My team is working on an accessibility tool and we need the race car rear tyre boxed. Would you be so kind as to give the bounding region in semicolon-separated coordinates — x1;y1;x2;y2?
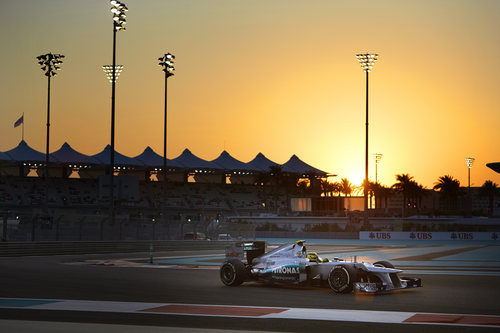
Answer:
220;259;247;286
373;260;395;269
328;264;357;294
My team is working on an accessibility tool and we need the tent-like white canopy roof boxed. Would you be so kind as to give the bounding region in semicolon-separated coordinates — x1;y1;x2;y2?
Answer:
172;148;222;170
50;142;100;164
4;140;53;162
247;153;280;172
281;154;327;176
91;145;143;166
212;151;254;171
0;141;329;175
134;147;184;168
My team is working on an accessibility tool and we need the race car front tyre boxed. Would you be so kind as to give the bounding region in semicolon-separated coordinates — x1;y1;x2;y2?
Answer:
373;260;395;269
328;264;357;293
220;259;247;286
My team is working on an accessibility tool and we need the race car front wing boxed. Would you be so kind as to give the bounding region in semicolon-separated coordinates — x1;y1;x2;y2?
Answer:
354;277;422;293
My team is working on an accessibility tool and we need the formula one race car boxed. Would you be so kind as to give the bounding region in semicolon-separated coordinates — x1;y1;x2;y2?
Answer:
220;240;421;293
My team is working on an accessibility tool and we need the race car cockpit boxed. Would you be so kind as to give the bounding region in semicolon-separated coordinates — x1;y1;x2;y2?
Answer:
293;240;307;258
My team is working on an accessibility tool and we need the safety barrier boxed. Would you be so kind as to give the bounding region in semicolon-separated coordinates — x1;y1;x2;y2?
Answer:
0;240;233;257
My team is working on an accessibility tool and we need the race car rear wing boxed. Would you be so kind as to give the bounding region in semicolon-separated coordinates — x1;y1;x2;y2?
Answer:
225;241;266;264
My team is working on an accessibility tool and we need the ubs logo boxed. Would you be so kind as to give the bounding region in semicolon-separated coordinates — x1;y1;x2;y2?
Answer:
371;232;391;239
451;232;473;240
410;232;432;240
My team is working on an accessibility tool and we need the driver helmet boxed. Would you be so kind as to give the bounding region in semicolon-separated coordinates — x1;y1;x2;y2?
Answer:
294;240;307;257
307;252;319;262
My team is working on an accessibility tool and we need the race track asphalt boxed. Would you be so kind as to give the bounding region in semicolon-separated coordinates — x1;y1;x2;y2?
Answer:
0;248;499;332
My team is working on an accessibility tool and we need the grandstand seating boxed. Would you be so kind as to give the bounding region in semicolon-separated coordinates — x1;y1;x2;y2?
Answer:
0;176;286;217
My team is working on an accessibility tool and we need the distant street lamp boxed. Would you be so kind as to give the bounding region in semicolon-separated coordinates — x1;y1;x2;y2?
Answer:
158;53;175;238
372;153;383;210
356;53;378;224
37;52;64;212
107;0;127;225
374;153;383;184
466;157;475;190
465;157;475;218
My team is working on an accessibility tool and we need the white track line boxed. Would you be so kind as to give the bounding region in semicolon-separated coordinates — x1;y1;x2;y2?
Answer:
1;298;500;328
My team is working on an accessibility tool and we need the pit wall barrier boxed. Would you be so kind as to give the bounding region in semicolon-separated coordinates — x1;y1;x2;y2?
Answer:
359;231;500;241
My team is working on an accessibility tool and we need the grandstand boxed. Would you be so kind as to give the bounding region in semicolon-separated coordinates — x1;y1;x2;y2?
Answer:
0;141;331;241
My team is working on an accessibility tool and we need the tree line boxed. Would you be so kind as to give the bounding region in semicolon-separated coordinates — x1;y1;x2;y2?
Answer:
320;174;499;217
252;166;498;217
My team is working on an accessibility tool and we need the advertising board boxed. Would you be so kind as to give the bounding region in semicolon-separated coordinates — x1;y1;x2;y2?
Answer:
359;231;500;241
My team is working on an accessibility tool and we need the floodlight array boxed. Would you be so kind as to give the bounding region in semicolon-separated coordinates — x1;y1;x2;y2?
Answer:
110;0;127;31
102;65;124;83
158;53;175;76
356;53;378;72
37;53;64;77
466;157;475;168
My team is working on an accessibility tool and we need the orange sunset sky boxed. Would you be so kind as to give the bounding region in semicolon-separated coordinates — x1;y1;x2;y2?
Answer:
0;0;499;188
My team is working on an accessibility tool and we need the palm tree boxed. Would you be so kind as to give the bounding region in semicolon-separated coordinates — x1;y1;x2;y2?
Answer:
320;179;344;214
332;182;342;197
353;182;365;196
339;178;354;197
479;180;499;217
332;181;344;215
369;182;383;209
433;175;461;212
320;180;335;197
296;179;310;195
357;180;375;209
392;174;414;217
407;181;427;213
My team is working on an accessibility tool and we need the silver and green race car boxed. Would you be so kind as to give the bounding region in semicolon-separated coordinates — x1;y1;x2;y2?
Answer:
220;240;422;293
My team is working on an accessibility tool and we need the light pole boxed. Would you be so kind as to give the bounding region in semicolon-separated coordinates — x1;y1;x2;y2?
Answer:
466;157;475;190
356;53;378;224
374;153;383;184
372;153;383;210
37;52;64;213
465;157;475;217
108;0;127;225
158;53;175;238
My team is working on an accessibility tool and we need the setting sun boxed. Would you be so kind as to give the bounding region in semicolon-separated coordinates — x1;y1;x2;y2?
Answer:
348;173;364;187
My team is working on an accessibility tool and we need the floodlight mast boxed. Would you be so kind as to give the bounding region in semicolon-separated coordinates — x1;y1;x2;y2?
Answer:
466;157;475;190
108;0;127;229
465;157;475;218
37;52;64;220
356;53;378;224
158;53;175;238
102;65;124;83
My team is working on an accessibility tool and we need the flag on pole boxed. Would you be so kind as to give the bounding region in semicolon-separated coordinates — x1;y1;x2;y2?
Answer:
14;115;24;128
